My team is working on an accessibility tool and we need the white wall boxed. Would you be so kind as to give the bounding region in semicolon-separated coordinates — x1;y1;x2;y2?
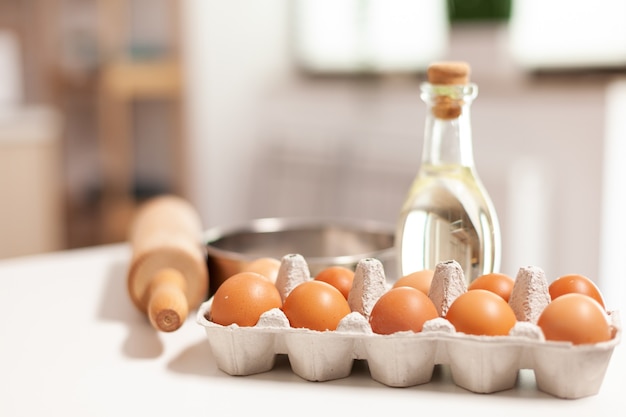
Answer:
180;0;292;229
600;79;626;309
180;6;615;291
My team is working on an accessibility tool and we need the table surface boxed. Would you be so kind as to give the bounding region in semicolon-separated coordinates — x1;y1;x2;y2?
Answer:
1;244;624;416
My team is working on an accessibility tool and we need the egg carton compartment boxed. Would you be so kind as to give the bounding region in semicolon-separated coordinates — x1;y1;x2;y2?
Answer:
196;256;621;399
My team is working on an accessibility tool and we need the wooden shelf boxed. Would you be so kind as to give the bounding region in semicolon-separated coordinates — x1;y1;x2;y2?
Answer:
99;60;182;99
97;59;185;243
1;0;186;248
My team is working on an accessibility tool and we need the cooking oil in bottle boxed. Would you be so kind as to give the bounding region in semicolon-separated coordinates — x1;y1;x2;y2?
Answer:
395;62;501;284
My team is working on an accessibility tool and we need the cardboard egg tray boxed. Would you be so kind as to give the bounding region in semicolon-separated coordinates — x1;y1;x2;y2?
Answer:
196;255;621;399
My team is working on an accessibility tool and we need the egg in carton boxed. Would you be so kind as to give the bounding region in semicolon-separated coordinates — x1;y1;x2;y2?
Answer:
196;255;621;399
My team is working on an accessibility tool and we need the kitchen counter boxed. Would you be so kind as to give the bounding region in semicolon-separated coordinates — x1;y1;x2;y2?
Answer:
1;244;624;416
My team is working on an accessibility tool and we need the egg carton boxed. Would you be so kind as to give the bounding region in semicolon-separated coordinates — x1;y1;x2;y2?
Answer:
196;255;621;399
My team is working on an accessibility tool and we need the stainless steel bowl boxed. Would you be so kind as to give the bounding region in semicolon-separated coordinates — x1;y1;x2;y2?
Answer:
204;217;396;294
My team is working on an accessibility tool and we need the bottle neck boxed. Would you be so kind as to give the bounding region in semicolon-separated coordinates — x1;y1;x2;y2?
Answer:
420;83;477;168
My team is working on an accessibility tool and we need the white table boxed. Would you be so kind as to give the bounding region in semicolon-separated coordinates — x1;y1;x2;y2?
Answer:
1;244;624;416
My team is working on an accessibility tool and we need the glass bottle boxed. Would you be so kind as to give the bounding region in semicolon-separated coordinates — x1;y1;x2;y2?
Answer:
394;61;501;284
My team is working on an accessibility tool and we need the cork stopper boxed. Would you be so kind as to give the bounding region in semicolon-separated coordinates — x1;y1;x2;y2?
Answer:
427;61;470;85
427;61;471;119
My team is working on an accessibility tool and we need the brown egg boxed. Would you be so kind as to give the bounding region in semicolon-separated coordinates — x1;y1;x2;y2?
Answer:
392;269;434;295
445;289;517;336
282;280;351;331
468;272;515;302
369;286;439;335
243;257;281;283
314;266;355;299
549;274;605;309
210;272;282;327
538;293;611;345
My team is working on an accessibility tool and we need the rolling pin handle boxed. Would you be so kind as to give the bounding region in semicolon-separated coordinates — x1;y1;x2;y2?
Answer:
147;269;189;332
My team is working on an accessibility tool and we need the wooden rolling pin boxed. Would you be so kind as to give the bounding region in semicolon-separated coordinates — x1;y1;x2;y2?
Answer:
127;195;209;332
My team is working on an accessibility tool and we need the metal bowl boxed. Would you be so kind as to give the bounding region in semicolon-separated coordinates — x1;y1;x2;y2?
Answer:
204;217;396;294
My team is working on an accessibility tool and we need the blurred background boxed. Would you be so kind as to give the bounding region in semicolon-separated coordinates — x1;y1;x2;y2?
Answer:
0;0;624;304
